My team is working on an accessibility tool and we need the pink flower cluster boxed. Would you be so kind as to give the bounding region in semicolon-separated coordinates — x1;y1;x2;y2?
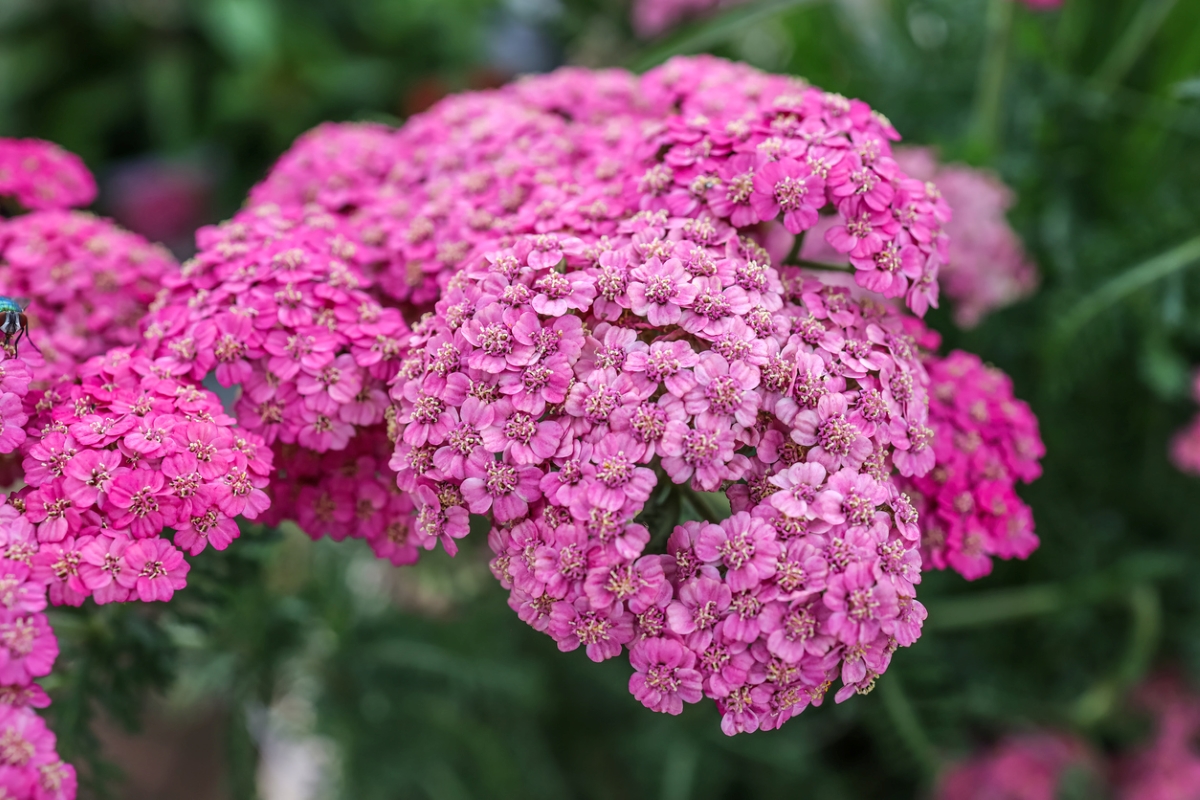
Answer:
1169;370;1200;476
935;732;1095;800
139;205;409;548
893;148;1038;328
0;210;176;384
391;219;935;733
630;0;751;38
0;518;74;800
902;349;1043;580
7;348;271;604
0;342;276;800
0;139;96;213
1115;675;1200;800
251;57;947;321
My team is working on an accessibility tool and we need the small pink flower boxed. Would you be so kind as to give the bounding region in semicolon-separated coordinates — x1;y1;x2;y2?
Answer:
116;538;189;602
751;158;825;234
627;257;699;326
628;637;703;714
695;512;780;592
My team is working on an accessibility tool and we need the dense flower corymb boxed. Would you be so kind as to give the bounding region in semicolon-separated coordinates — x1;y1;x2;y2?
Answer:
394;234;934;734
901;348;1044;580
0;138;96;213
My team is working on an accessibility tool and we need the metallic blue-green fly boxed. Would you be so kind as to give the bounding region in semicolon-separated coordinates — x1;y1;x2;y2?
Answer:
0;296;38;355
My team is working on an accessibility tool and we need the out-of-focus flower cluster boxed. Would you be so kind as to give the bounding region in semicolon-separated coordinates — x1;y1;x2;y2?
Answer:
936;676;1200;800
893;149;1037;328
0;211;175;384
902;349;1043;580
630;0;751;38
1170;370;1200;476
0;504;74;800
935;732;1096;800
1111;674;1200;800
0;139;95;213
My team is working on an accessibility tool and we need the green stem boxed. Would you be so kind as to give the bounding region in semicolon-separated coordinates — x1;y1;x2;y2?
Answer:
790;258;854;273
676;482;723;524
1052;234;1200;349
1071;585;1161;726
969;0;1014;154
924;583;1066;631
878;673;938;778
785;230;807;265
1092;0;1179;90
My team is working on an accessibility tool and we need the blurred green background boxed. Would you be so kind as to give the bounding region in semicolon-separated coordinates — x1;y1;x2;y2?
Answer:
5;0;1200;797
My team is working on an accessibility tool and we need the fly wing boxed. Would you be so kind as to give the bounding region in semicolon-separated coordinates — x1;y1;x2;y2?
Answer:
15;298;30;311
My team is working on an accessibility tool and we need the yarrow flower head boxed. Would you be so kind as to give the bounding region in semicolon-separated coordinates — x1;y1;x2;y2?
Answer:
138;205;408;548
0;138;96;213
1114;674;1200;800
630;0;752;38
0;210;176;383
386;54;945;734
900;347;1044;580
6;348;272;598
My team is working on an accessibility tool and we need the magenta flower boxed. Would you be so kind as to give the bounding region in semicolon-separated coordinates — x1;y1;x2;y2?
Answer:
460;453;543;522
585;554;668;614
825;207;897;259
760;598;833;662
481;400;564;465
624;340;700;397
549;597;635;662
751;158;825;234
582;434;655;513
531;270;596;316
823;562;898;645
684;352;761;428
23;484;82;544
104;470;176;539
0;394;27;454
116;538;189;602
0;614;58;685
666;575;731;644
660;422;738;491
627;257;699;326
461;306;539;372
766;462;830;519
791;393;873;472
695;512;780;592
628;637;703;714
